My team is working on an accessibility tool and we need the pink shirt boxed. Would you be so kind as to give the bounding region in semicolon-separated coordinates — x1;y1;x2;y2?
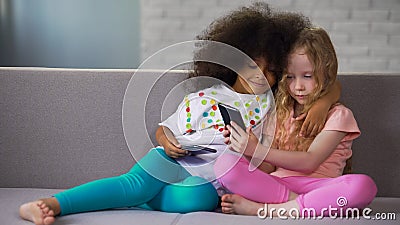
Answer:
271;104;360;178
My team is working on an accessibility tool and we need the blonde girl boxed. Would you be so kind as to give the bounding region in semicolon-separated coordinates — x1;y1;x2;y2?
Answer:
214;27;377;217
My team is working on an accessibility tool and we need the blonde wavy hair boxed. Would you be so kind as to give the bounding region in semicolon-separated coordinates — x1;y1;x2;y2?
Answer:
273;27;338;152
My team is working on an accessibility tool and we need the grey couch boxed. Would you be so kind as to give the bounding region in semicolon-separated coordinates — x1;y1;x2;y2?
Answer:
1;67;399;224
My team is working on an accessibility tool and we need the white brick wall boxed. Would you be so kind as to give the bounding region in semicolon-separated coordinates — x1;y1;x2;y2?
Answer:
140;0;400;72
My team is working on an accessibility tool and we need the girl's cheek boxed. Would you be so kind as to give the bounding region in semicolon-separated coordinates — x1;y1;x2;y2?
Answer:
287;80;294;91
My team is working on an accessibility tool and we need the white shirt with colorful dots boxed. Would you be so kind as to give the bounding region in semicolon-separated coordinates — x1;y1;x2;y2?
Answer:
159;84;274;189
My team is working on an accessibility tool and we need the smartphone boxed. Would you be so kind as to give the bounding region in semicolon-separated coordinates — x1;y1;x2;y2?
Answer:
181;145;217;155
218;103;246;131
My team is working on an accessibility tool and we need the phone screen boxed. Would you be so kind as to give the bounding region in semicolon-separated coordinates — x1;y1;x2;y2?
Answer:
218;103;246;130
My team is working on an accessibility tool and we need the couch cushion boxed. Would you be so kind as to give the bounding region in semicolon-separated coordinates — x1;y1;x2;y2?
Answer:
2;188;399;225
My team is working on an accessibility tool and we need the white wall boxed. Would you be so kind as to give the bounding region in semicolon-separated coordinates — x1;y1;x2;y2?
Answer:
140;0;400;72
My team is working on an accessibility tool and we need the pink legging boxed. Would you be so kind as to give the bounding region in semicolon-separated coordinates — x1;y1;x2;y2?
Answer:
214;154;377;216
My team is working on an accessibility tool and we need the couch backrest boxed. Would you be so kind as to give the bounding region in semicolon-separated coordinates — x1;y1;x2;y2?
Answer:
0;68;399;197
337;74;400;197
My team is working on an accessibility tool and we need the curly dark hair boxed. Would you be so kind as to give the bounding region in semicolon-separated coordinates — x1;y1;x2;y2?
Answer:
190;2;311;93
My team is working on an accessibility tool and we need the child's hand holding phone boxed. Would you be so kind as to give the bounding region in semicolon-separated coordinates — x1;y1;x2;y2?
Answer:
218;103;247;145
218;103;259;156
218;103;246;130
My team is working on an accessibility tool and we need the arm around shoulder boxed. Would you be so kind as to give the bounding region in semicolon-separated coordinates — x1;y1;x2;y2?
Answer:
300;79;341;137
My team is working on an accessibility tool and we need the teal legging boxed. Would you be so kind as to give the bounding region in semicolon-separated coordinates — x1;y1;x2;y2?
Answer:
54;148;219;215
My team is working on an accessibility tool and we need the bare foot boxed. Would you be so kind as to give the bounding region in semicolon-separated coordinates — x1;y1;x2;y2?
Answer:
220;194;263;216
19;201;56;225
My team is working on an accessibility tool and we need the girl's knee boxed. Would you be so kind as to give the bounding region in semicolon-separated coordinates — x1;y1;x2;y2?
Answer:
181;178;219;212
342;174;377;205
214;154;250;190
155;177;219;213
345;174;377;192
129;147;186;184
356;174;377;197
214;153;243;178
